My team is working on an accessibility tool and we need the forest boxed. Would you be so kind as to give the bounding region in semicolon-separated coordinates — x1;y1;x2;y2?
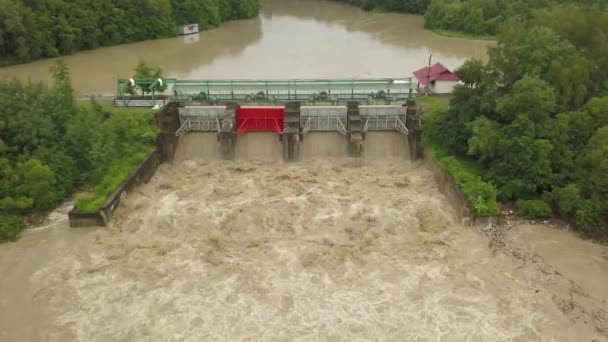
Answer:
0;62;157;241
424;4;608;237
333;0;607;37
424;0;608;36
331;0;431;14
0;0;260;64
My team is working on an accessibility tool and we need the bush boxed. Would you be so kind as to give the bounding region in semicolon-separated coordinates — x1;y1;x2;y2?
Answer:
72;102;157;214
544;184;581;217
436;154;500;217
73;150;153;214
516;199;552;219
422;99;499;218
574;200;603;236
331;0;430;14
0;215;25;242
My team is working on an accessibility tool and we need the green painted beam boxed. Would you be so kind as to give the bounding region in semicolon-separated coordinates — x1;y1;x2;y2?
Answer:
117;77;415;102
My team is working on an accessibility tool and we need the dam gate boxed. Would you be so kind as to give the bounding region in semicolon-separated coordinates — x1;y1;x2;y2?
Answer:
118;77;424;161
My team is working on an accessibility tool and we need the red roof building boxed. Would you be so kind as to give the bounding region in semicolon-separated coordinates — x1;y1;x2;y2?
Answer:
413;63;459;94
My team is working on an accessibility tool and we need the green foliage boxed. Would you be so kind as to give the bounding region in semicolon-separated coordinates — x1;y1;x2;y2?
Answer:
73;107;157;214
429;28;495;40
0;0;260;63
73;150;153;214
331;0;431;14
456;59;485;87
0;215;25;242
534;5;608;96
437;154;500;217
15;159;55;210
515;200;552;219
544;184;581;218
128;60;168;95
0;62;157;241
424;0;608;37
171;0;259;28
427;3;608;237
489;24;575;89
422;98;499;217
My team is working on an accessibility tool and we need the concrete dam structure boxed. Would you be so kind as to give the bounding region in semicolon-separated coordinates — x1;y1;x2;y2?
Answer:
139;77;424;163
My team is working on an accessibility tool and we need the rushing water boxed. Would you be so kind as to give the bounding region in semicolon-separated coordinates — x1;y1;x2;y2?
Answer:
2;1;608;341
0;0;490;95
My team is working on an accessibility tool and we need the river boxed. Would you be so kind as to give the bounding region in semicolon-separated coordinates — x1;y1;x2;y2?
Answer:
2;1;608;341
0;0;490;95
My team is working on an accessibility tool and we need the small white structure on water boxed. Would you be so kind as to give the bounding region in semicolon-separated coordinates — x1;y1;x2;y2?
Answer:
176;23;199;35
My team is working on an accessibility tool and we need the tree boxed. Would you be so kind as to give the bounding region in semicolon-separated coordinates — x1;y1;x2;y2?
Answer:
130;60;168;96
467;116;499;163
424;1;608;236
1;0;261;64
488;22;575;88
577;126;608;194
463;7;485;35
456;58;485;88
15;159;55;210
545;54;590;110
495;75;556;124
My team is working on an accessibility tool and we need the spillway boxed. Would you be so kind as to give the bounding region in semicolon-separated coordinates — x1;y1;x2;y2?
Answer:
19;131;605;341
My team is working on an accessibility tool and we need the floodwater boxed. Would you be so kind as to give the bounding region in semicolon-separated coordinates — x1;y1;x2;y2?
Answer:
1;133;607;341
0;0;490;95
0;0;607;340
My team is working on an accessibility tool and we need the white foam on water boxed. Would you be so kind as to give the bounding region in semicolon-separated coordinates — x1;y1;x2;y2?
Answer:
23;133;607;341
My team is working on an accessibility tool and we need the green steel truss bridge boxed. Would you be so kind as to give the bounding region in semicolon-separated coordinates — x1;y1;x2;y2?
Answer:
115;77;415;105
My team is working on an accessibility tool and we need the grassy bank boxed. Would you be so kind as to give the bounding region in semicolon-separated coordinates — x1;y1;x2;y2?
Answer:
430;29;495;41
0;98;156;242
72;105;157;214
419;96;500;217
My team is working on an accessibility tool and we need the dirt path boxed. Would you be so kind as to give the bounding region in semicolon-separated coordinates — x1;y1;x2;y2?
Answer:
1;133;607;341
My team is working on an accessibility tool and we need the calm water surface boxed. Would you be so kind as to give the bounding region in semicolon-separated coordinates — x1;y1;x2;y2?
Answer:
0;0;491;95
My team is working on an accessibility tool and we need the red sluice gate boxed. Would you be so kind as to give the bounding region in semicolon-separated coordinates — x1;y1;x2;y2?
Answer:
236;107;284;135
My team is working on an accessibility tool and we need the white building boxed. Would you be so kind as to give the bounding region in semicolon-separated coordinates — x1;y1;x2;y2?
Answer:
413;63;460;94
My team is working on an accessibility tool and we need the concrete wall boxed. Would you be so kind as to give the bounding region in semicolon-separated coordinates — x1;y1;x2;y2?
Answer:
156;104;181;162
68;212;105;227
68;151;160;227
422;148;498;226
434;81;459;94
69;105;181;228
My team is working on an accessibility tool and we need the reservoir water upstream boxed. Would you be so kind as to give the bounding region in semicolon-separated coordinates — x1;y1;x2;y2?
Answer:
1;1;608;341
0;0;489;95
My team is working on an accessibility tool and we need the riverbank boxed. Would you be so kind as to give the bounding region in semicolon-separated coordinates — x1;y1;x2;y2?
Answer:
0;0;491;96
0;77;157;242
327;0;495;41
0;0;260;67
419;96;500;224
430;28;495;41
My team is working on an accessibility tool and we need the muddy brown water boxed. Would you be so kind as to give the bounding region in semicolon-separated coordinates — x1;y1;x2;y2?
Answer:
0;0;607;339
1;133;607;341
0;0;490;95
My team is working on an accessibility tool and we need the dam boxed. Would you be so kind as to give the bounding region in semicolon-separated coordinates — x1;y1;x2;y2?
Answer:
1;87;606;341
119;76;423;162
2;0;606;339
